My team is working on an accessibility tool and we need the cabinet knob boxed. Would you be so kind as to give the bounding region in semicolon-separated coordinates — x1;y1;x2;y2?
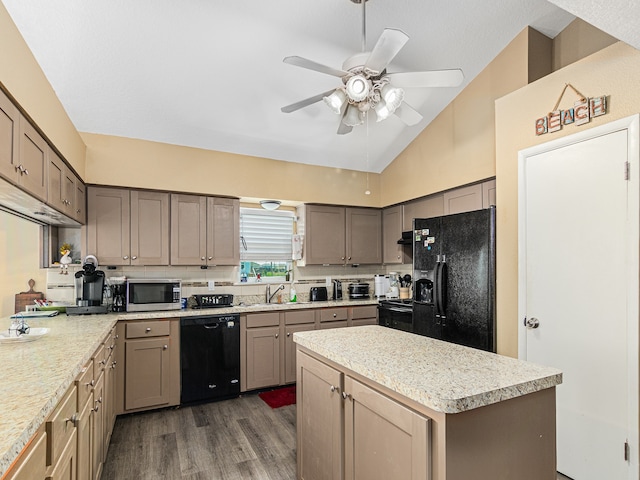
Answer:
287;332;291;337
341;257;345;261
342;391;352;400
22;167;28;175
163;344;168;350
64;413;78;427
348;256;351;261
76;209;81;214
123;255;129;260
115;334;119;339
208;256;213;260
85;379;95;387
131;255;137;260
333;313;337;318
275;333;279;339
146;327;151;332
397;255;401;260
111;361;117;369
201;256;206;261
330;385;339;393
93;401;100;412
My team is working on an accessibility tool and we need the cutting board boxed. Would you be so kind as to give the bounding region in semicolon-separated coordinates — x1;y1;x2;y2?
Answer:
14;279;44;314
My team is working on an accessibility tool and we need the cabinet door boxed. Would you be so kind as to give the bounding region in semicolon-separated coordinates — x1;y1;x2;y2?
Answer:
297;352;343;480
403;195;444;230
349;305;378;327
91;373;104;480
62;169;75;216
305;205;346;265
73;178;86;224
124;337;171;410
170;194;207;265
47;150;66;212
344;376;431;480
207;197;239;265
284;323;315;384
4;432;47;480
76;395;92;480
130;190;169;265
46;429;77;480
87;187;130;265
18;116;48;201
346;208;381;264
382;205;409;265
443;183;483;214
246;326;280;390
0;88;20;183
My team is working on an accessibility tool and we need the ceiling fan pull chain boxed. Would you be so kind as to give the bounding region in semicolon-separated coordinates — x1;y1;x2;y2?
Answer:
361;0;367;52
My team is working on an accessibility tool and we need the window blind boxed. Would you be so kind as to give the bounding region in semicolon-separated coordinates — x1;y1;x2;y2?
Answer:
240;208;294;261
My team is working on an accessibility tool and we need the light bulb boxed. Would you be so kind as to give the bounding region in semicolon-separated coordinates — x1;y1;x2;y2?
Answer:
346;75;371;102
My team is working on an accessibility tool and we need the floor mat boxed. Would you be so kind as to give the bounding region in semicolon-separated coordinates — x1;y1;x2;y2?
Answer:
258;385;296;408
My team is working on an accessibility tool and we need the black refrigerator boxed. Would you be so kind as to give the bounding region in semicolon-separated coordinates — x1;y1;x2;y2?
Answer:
412;206;496;352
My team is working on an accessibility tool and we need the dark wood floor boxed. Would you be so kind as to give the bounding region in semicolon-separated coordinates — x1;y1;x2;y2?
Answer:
103;393;570;480
102;394;296;480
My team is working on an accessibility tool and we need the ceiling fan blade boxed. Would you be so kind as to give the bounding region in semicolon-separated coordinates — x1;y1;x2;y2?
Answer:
393;102;423;126
281;89;336;114
337;109;353;135
283;56;349;78
386;69;464;88
364;28;410;74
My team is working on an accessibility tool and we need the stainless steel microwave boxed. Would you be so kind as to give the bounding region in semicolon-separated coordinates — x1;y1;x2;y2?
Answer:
126;279;181;312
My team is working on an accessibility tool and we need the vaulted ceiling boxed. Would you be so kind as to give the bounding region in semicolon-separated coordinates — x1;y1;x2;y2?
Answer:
2;1;631;174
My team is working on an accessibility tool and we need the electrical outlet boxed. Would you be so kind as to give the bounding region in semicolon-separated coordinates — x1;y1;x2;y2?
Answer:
208;281;215;291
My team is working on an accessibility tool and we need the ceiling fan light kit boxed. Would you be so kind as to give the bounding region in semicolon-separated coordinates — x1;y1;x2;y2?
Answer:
281;0;464;135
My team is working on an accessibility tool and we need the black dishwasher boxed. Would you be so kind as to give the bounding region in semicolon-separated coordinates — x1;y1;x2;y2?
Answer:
180;314;240;404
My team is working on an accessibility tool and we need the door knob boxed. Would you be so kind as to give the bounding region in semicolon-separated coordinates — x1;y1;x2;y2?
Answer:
525;317;540;329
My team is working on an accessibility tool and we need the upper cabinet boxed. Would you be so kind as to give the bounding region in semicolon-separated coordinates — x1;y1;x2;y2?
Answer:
382;205;410;265
47;150;85;222
0;88;20;183
402;195;444;231
442;180;496;215
17;117;48;202
87;187;170;266
300;205;381;265
170;194;239;266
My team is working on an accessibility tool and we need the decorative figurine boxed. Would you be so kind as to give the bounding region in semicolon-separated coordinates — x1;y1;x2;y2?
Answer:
59;243;72;275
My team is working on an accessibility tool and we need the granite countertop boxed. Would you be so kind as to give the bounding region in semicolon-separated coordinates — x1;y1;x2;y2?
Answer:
0;298;378;476
294;325;562;414
0;314;118;477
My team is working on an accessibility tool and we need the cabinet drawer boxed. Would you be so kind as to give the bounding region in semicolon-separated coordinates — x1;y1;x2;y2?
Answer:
76;360;94;408
4;432;47;480
93;342;107;379
351;305;377;320
126;321;171;338
320;308;348;322
246;312;280;328
284;309;315;325
45;385;77;467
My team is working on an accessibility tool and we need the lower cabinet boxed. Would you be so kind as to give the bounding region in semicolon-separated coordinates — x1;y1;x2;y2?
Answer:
4;432;47;480
297;351;431;480
46;430;77;480
115;319;180;414
242;305;378;392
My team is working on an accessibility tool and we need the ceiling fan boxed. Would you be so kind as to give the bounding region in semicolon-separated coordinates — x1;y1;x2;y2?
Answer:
280;0;464;135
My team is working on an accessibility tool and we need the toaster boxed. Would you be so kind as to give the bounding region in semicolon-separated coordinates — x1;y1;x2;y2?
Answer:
309;286;328;302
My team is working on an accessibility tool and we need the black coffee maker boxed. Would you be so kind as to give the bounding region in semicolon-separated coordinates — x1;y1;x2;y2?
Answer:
67;255;108;315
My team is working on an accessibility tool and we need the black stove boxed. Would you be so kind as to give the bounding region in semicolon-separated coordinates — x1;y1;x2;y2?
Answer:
378;298;413;332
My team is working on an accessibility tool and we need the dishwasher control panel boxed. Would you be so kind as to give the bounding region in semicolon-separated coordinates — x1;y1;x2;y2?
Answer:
191;294;234;308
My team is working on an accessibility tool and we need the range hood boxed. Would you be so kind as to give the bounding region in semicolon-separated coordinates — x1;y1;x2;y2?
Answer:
0;177;81;227
397;231;413;246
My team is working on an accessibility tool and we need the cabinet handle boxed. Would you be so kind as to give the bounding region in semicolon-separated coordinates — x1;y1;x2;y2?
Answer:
123;255;129;260
163;344;168;350
342;391;352;400
64;413;78;427
85;379;95;387
132;255;137;260
146;327;151;332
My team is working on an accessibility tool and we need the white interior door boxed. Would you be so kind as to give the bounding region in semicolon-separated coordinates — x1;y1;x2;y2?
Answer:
518;116;639;480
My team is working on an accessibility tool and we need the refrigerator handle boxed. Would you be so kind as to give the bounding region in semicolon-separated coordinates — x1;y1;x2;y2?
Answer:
434;261;441;322
438;262;448;322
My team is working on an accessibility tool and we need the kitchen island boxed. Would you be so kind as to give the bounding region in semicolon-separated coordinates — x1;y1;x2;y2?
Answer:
294;325;562;480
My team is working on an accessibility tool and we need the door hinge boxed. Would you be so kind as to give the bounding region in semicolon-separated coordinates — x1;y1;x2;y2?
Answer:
625;161;630;181
624;440;630;461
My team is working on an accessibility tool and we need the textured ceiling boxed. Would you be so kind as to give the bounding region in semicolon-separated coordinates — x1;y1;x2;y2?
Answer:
2;0;580;173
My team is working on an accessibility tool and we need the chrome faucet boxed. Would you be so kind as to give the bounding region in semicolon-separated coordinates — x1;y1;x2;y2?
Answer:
266;284;285;303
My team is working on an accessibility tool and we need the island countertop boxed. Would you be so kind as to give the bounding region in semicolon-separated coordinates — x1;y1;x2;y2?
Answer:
294;325;562;414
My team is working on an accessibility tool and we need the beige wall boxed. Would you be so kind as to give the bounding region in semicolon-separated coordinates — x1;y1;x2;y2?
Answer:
81;133;381;207
0;2;86;177
0;212;46;316
553;18;617;71
379;29;537;207
495;41;640;357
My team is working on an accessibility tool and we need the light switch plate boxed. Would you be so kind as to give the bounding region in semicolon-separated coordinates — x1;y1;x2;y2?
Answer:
208;281;215;291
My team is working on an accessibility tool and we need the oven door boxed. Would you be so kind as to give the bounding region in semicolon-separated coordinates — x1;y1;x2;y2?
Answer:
378;304;413;332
